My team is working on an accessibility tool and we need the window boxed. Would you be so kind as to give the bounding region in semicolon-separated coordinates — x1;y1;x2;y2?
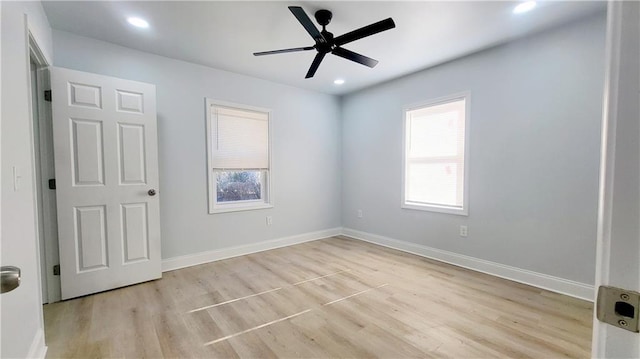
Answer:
206;99;272;213
402;93;470;215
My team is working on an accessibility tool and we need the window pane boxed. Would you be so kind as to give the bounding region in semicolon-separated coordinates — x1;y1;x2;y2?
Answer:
403;96;467;213
216;171;262;202
406;162;460;207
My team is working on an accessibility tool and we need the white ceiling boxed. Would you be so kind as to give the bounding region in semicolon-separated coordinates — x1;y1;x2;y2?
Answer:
41;1;605;95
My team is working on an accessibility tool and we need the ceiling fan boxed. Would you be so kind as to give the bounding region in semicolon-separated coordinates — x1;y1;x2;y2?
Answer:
254;6;396;79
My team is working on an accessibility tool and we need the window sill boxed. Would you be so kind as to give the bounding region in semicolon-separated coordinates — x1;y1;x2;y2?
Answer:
209;203;273;214
401;202;468;216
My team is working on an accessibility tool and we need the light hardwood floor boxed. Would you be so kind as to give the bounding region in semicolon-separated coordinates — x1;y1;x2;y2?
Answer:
44;236;593;358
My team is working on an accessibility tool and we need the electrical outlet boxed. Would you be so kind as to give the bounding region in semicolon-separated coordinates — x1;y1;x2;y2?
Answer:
459;225;468;237
357;209;363;218
266;216;273;226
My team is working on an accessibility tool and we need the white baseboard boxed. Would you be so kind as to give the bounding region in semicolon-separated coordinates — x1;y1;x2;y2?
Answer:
341;228;595;302
162;227;342;272
160;226;594;302
26;328;47;359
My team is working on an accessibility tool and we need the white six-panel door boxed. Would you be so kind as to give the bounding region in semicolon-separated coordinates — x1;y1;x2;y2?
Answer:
51;67;161;300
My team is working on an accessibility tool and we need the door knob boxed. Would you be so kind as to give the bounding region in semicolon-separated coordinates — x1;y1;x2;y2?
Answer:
148;189;156;196
1;266;21;294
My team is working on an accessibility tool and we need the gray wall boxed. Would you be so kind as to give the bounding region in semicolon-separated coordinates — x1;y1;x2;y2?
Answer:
52;30;342;259
341;14;606;285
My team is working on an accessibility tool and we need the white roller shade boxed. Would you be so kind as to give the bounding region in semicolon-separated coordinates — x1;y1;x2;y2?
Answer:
405;97;466;208
211;105;269;169
407;100;464;159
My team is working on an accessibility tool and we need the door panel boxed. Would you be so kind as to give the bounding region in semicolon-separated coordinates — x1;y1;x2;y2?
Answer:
69;82;102;109
116;90;144;113
121;203;149;263
51;67;161;300
75;205;108;271
118;123;146;184
71;119;104;186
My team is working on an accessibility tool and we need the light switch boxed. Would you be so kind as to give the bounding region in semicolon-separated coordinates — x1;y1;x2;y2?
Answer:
13;166;21;192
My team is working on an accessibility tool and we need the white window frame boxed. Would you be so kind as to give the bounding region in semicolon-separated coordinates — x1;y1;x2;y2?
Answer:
401;92;470;216
205;98;273;214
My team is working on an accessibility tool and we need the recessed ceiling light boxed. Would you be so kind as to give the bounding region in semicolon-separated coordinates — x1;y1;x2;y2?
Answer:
334;79;345;85
127;17;150;29
513;1;537;14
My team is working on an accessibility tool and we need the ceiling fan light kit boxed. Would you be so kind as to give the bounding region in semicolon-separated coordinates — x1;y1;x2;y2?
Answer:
254;6;396;79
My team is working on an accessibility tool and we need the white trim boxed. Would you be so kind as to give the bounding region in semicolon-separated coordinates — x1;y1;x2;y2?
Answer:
401;92;471;216
591;1;628;357
26;31;47;309
34;67;60;304
342;228;595;301
28;32;48;68
26;329;47;359
401;202;466;216
209;202;274;214
29;34;60;304
161;227;342;272
162;226;595;301
25;25;49;359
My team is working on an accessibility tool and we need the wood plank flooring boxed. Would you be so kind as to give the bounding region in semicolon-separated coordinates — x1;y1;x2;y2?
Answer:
44;236;593;358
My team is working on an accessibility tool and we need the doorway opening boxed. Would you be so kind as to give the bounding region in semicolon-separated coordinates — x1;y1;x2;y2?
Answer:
28;34;61;304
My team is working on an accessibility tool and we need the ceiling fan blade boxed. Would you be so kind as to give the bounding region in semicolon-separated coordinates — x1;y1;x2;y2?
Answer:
332;47;379;68
254;46;314;56
334;18;396;47
288;6;326;44
305;52;326;79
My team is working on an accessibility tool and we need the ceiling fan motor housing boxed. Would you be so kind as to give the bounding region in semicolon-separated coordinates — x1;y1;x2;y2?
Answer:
317;31;335;53
314;9;333;27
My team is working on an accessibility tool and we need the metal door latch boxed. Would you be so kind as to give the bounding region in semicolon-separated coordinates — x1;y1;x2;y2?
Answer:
597;286;640;333
1;266;21;294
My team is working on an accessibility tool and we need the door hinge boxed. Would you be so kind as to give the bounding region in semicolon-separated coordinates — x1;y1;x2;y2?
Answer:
53;264;60;276
48;178;56;190
597;286;640;333
44;90;52;102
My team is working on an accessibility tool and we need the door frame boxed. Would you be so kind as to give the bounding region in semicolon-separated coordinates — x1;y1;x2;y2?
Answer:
591;0;640;357
591;1;619;355
29;35;60;304
27;32;60;305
